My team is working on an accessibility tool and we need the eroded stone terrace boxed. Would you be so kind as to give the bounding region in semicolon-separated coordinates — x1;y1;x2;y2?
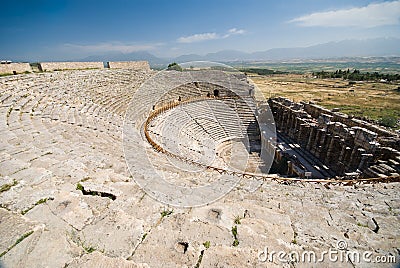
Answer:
0;69;399;267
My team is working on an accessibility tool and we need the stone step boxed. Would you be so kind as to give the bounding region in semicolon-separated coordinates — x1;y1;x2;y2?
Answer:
0;157;30;176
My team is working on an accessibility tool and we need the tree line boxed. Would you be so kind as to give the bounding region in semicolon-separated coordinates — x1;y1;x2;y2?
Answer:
313;69;400;81
239;68;288;75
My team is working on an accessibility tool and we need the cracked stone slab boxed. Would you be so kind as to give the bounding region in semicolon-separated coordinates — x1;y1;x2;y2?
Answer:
79;181;122;198
47;191;94;231
0;208;36;254
80;209;145;258
0;158;30;176
11;167;53;186
2;204;82;268
0;180;55;213
199;245;266;268
238;217;294;249
0;175;15;188
130;212;233;267
68;251;150;268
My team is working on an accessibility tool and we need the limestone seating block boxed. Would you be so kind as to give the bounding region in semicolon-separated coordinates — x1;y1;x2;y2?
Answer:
67;251;150;268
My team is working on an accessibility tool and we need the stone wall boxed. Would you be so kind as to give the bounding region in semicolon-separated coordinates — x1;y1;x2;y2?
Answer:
0;63;32;74
269;97;400;178
40;62;103;71
0;61;151;74
108;61;150;71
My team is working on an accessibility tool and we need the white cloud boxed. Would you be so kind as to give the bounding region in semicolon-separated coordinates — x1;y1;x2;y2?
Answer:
223;28;246;38
177;33;219;43
289;1;400;27
63;42;161;53
227;28;245;35
177;28;245;43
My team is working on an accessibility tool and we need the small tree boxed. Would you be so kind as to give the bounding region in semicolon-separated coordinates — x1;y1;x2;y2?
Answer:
167;62;182;71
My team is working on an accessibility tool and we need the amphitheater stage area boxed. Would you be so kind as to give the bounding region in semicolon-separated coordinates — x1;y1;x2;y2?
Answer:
0;67;399;267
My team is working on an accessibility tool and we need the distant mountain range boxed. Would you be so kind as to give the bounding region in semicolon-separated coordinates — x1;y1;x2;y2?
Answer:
79;37;399;66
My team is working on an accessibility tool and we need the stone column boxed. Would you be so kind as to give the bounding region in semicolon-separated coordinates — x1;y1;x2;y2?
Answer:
315;129;326;159
294;119;302;143
319;133;330;163
336;143;350;175
357;153;373;172
298;124;309;147
310;128;323;155
306;126;317;151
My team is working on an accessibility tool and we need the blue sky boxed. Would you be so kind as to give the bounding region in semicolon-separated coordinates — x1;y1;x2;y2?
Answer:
1;0;399;60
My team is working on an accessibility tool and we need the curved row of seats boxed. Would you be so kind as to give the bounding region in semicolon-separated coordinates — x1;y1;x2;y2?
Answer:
0;69;150;132
0;69;151;213
147;98;261;168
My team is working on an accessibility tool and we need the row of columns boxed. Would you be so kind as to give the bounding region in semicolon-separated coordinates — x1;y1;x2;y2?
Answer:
269;100;374;176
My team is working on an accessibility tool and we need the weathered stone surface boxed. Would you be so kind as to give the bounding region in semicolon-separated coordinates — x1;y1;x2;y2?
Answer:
0;70;398;268
81;209;145;258
47;191;94;230
130;212;231;267
39;62;103;71
68;251;149;268
0;63;31;75
200;245;266;267
108;61;150;71
0;209;36;254
1;205;80;268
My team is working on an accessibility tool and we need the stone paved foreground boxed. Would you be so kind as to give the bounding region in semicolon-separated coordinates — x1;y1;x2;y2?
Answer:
0;70;399;267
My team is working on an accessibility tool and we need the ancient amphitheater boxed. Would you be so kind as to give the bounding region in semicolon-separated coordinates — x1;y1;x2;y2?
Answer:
0;61;399;267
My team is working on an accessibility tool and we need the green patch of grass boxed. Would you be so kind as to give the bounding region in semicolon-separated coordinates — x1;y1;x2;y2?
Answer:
322;104;400;125
15;231;34;245
160;209;173;218
21;198;50;215
82;244;96;253
7;106;12;118
0;230;34;257
76;183;84;191
291;231;298;245
231;226;239;247
231;226;238;237
194;249;205;268
70;231;98;254
234;215;242;225
35;198;48;205
0;179;18;193
203;241;211;249
357;222;368;228
141;233;148;241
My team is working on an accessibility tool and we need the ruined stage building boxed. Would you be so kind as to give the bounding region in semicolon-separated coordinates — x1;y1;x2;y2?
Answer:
267;97;400;179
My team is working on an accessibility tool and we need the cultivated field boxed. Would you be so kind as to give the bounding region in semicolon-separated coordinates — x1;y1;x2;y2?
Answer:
251;73;400;126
